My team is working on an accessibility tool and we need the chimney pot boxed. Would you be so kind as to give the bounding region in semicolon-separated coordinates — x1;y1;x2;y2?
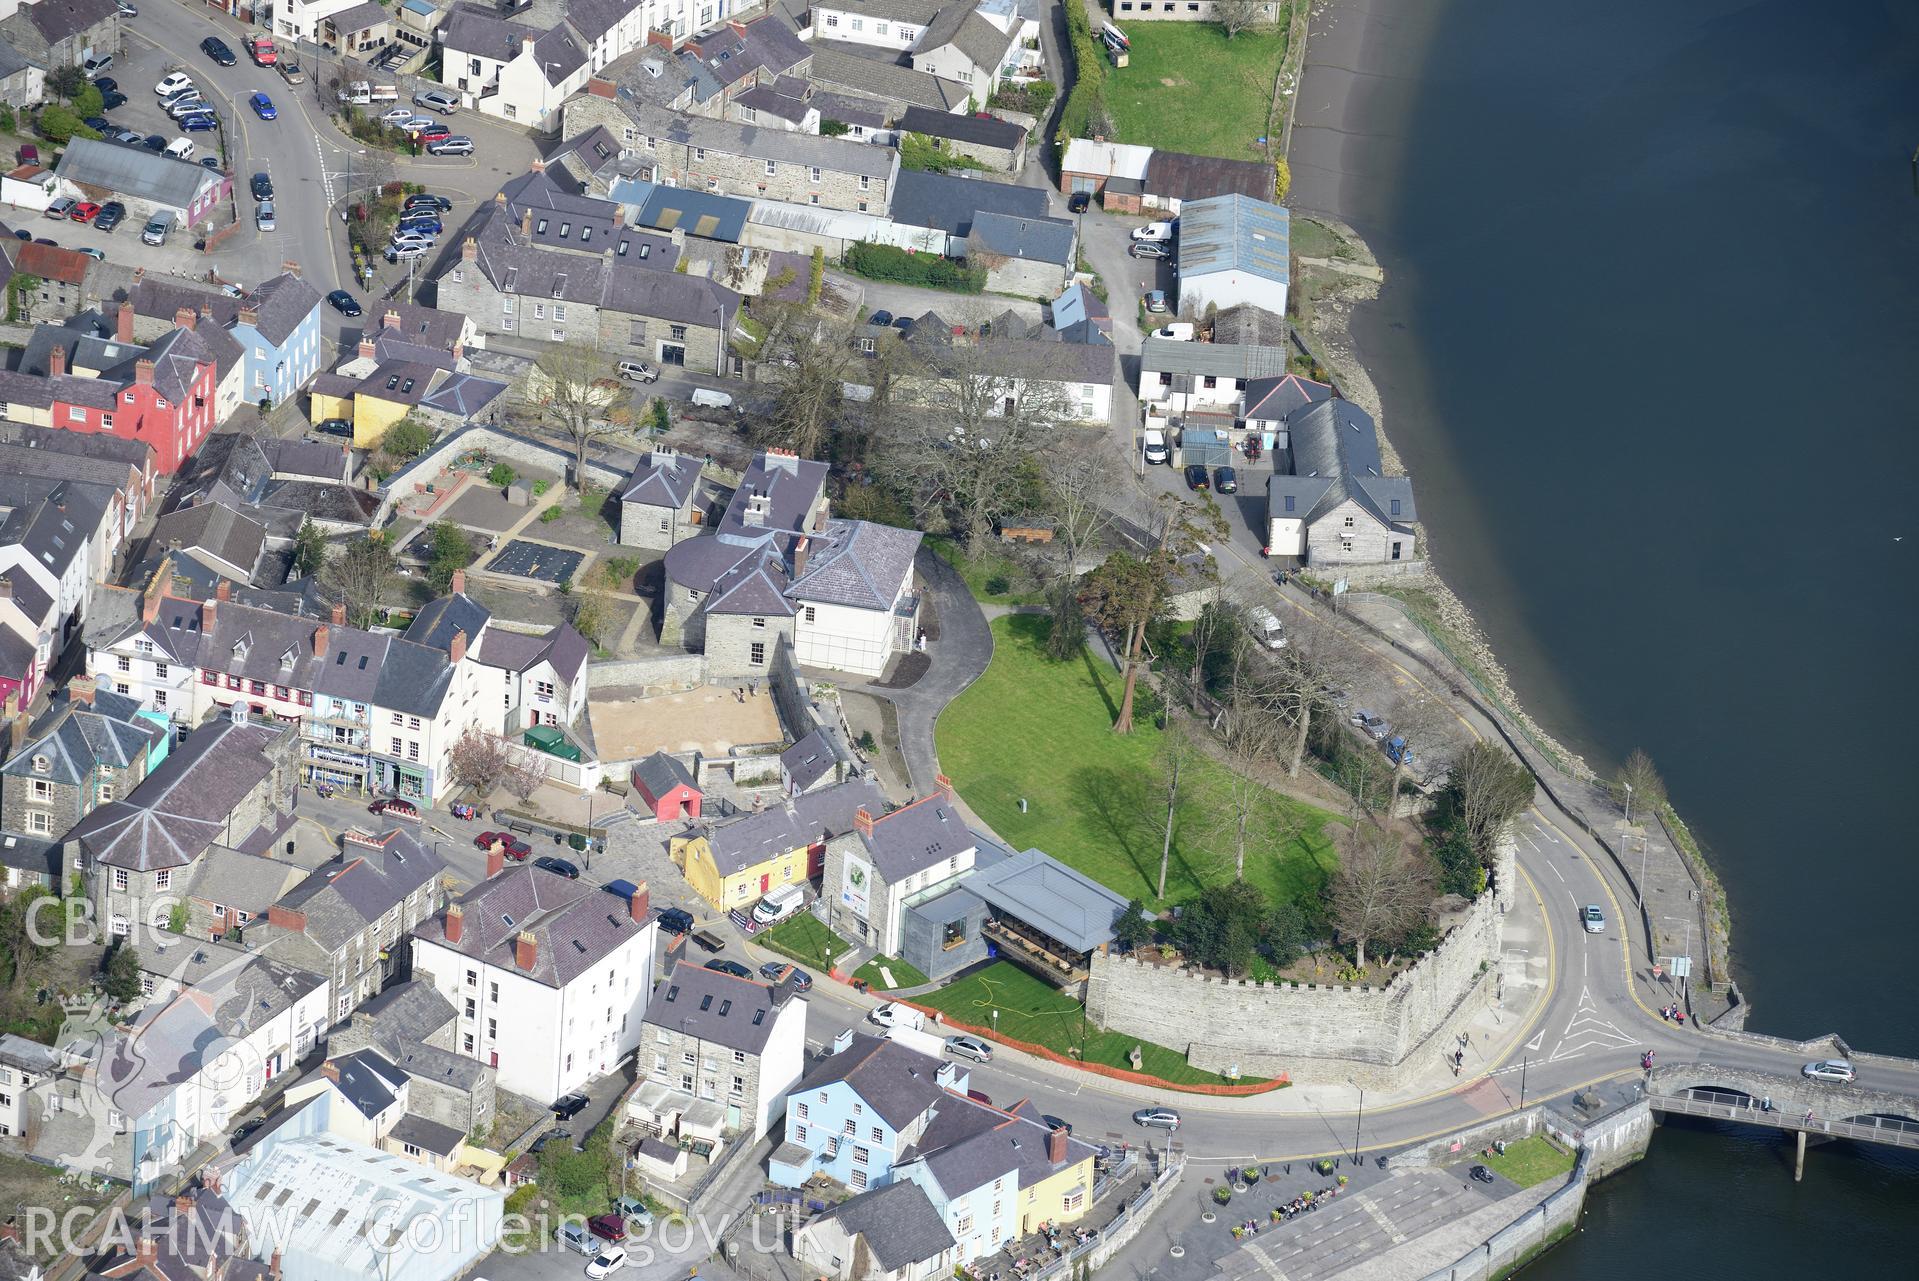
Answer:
935;773;955;805
69;674;95;706
321;1059;340;1083
530;158;545;175
174;306;196;331
282;260;301;278
445;902;465;944
521;208;532;238
382;310;401;331
357;338;377;361
854;807;874;838
450;569;466;596
515;930;537;971
134;357;154;386
48;345;65;377
462;235;479;262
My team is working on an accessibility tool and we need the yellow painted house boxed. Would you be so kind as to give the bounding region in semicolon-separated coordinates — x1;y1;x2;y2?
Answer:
1017;1145;1097;1234
308;367;419;450
670;778;882;913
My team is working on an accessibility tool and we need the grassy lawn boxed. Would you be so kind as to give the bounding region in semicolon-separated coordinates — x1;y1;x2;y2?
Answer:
854;955;930;990
937;616;1339;909
1478;1135;1577;1188
1106;24;1288;163
928;536;1048;606
916;963;1261;1086
757;914;854;972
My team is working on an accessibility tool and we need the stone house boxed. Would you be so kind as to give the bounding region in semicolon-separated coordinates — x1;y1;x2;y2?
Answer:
177;845;304;939
795;1177;958;1281
1264;398;1417;566
896;107;1026;173
8;241;96;320
326;977;496;1136
821;778;978;956
0;682;166;840
633;961;807;1140
965;211;1074;298
0;41;43;111
617;448;706;550
0;0;118;71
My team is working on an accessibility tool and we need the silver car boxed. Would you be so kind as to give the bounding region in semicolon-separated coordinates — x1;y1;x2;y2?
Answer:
413;88;458;114
1582;905;1605;934
945;1035;993;1064
1802;1059;1855;1084
1133;1107;1180;1131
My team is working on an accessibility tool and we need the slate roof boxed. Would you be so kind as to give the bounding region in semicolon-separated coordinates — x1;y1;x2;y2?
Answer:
681;11;811;91
123;276;241;330
693;777;884;877
719;452;829;539
270;828;445;953
0;475;111;585
735;82;810;125
1270;397;1417;530
811;91;887;130
418;371;509;419
0;565;52;628
237;271;321;346
0;626;32;681
264;439;349;481
968;210;1074;267
178;845;303;916
351;977;457;1049
788;519;921;610
635;186;750;245
890;168;1050;238
780;729;840;793
1243;373;1331;422
854;789;974;883
66;717;287;873
1144;149;1274;204
360;301;467;353
56;138;219;213
1139;334;1289;381
619;450;702;509
643;100;900;176
441;1;585;81
632;750;698;803
808;1179;955;1272
389;1112;466;1156
1176;194;1290;285
899;105;1024;151
918;7;1018;71
331;1048;407;1119
148;502;266;580
0;832;60;883
403;591;491;653
477;620;588;681
797;44;970;112
0;421;152;471
645;961;798;1054
909;1092;1097;1199
19;0;118;43
792;1031;949;1129
327;0;388;32
3;697;163;788
415;863;653;989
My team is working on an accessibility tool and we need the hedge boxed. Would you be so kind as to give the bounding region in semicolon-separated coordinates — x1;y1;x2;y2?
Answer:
843;242;985;294
1057;1;1108;146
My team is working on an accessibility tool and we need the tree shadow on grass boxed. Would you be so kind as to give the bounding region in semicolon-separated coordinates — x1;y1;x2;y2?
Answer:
1070;764;1165;900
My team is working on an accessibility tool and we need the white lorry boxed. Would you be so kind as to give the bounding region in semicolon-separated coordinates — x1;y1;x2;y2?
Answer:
337;81;399;105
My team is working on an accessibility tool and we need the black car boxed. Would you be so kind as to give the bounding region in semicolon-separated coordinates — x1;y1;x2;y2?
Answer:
1068;190;1091;214
892;315;916;334
93;77;116;93
704;959;753;979
229;1117;265;1148
325;288;360;316
551;1092;590;1120
95;201;125;231
868;309;894;328
403;193;452;213
142;134;166;151
528;1128;570;1154
534;855;580;879
249;172;273;200
314;417;352;437
657;906;695;935
202;36;237;65
1183;464;1210;492
1041;1114;1073;1134
83;116;109;132
1214;465;1238;494
102;91;127;110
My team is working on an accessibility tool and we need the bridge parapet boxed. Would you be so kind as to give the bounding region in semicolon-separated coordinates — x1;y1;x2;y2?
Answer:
1647;1062;1919;1132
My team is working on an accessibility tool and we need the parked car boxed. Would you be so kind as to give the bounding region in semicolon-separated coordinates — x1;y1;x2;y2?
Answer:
383;243;428;262
254;200;275;231
1802;1059;1856;1084
554;1222;595;1254
249;91;276;120
202;36;237;65
657;907;695;935
115;0;136;14
108;127;142;144
414;88;459;113
102;90;127;109
585;1246;627;1280
379;106;414;126
370;797;419;821
44;196;75;219
245;33;277;66
473;831;501;850
82;115;110;132
95;201;126;231
1248;606;1287;651
15;143;37;165
141;213;170;244
1131;220;1175;242
1133;1107;1181;1131
552;1092;590;1120
1068;190;1090;213
230;1117;264;1147
1142;427;1169;464
200;157;222;170
1129;241;1169;260
868;309;894;327
534;855;579;879
1581;904;1605;934
68;202;100;223
758;961;813;992
1183;464;1210;492
314;417;352;437
140;135;167;152
249;171;273;200
83;54;114;78
167;97;212;119
180;114;218;133
396;214;443;235
503;838;532;861
398;115;435;133
1213;465;1239;493
1143;289;1168;313
1385;735;1415;765
587;1213;627;1243
425;136;473;156
617;359;659;383
322;289;360;316
751;883;804;926
155;72;195;97
704;959;752;979
277;59;305;84
945;1035;993;1063
404;193;453;213
870;1002;924;1031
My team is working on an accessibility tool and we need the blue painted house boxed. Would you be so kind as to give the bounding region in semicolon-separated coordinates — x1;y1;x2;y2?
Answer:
769;1031;967;1191
231;270;323;407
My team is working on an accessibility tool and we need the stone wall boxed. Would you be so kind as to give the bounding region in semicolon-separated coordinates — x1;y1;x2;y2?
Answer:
1085;879;1504;1089
704;614;794;681
587;654;708;695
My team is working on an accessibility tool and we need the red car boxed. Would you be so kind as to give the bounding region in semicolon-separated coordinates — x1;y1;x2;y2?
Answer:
503;838;532;861
474;831;500;850
69;202;101;223
417;123;451;142
587;1214;627;1243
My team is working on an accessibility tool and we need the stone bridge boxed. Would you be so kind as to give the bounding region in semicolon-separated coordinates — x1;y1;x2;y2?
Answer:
1645;1061;1919;1175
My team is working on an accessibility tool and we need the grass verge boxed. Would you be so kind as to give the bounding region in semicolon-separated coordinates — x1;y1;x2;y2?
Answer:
853;955;929;991
758;914;853;972
1477;1135;1576;1188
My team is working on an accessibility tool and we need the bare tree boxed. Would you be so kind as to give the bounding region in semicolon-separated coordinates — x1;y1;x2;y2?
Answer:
1618;748;1666;816
1271;611;1366;777
754;304;863;460
1328;824;1434;970
1383;693;1460;815
1214;0;1274;39
518;345;630;492
323;534;396;631
1155;721;1203;899
1042;442;1122;576
1448;741;1536;856
448;728;512;798
1211;656;1289;878
503;749;549;805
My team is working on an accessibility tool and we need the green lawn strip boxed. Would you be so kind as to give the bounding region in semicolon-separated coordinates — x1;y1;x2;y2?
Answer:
915;963;1260;1086
757;915;853;972
937;616;1339;910
1477;1135;1576;1188
853;955;930;990
1105;25;1288;162
927;536;1047;605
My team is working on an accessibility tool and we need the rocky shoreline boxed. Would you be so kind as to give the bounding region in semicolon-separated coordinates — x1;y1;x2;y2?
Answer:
1292;215;1594;781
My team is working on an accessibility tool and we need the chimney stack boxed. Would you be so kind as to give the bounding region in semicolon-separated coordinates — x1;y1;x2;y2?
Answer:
202;596;217;631
69;674;96;706
450;569;466;596
515;930;537;971
282;260;302;279
48;345;65;377
1047;1125;1068;1164
382;310;401;331
116;300;134;341
313;623;329;656
134;358;154;386
521;207;532;238
462;236;479;262
935;773;956;805
174;306;196;331
269;1251;282;1281
215;580;231;603
629;879;650;924
321;1059;340;1083
357;337;377;361
449;628;467;665
445;902;465;944
530;158;545;175
854;807;875;839
238;305;259;328
135;1234;158;1267
485;843;503;879
331;602;347;626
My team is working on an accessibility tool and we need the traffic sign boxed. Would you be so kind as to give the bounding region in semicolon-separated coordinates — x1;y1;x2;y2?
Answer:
1669;955;1693;978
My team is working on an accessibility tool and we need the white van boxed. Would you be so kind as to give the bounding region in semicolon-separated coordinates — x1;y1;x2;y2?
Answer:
1249;606;1288;650
870;1002;925;1031
751;883;805;926
164;137;195;161
1142;428;1169;465
690;388;733;410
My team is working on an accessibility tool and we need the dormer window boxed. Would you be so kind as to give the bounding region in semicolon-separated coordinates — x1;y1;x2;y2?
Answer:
280;647;296;670
30;755;49;775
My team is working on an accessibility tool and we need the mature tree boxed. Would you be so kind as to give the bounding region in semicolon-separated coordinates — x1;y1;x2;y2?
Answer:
425;521;475;594
0;886;59;995
37;105;98;144
1328;825;1434;970
1618;748;1666;817
1445;741;1535;857
1041;443;1122;576
292;517;327;578
1113;899;1156;950
503;749;548;804
519;345;629;492
1214;0;1272;38
448;728;512;798
1382;692;1458;815
1178;879;1284;977
1181;597;1237;705
1269;611;1365;777
100;944;142;1004
1154;721;1203;899
71;84;103;119
1079;551;1161;734
46;65;86;101
754;305;861;459
381;418;433;460
1211;659;1292;878
324;535;397;630
1045;578;1085;660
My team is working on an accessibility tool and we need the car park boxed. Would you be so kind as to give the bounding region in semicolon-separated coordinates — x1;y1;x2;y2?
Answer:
380;106;413;125
587;1214;626;1243
45;196;75;219
1803;1059;1856;1083
141;213;170;244
180;114;217;133
202;37;237;66
108;127;141;144
425;136;473;156
167;98;211;119
703;959;753;979
141;135;166;151
945;1035;993;1063
95;202;125;231
1582;905;1605;934
397;215;442;235
1183;464;1210;491
414;88;459;113
552;1092;590;1120
1214;465;1238;493
314;417;352;437
93;78;116;94
250;172;272;200
585;1246;627;1280
156;72;194;97
325;289;361;316
68;202;100;223
249;92;276;120
399;115;435;133
535;856;580;879
1133;1107;1181;1131
415;123;451;143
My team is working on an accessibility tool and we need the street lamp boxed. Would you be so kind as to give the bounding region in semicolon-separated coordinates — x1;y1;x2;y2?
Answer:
1349;1079;1364;1162
1623;781;1633;826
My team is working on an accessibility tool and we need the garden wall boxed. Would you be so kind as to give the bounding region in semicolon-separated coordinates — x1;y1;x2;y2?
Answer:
1085;877;1505;1090
587;654;708;694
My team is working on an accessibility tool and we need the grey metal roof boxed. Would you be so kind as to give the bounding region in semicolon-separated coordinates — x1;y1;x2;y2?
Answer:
1176;194;1290;286
899;106;1024;150
791;1031;948;1130
1277;397;1417;529
632;750;698;803
789;519;921;610
56;138;220;213
890;169;1050;239
636;186;751;245
1139;334;1289;380
962;847;1128;953
645;961;797;1054
619;450;702;509
695;777;885;877
856;790;974;883
1144;150;1274;204
968;210;1074;267
808;1179;954;1272
415;863;653;989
